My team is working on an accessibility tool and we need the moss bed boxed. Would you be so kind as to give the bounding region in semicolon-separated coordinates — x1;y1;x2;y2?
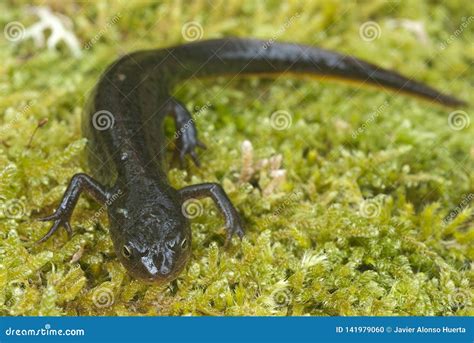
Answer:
0;0;472;316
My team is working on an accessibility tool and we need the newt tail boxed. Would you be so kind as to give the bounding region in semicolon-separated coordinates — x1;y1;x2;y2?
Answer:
136;38;465;107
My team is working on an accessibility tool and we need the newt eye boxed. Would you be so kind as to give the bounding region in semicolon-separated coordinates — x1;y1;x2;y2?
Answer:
122;245;132;259
180;238;188;250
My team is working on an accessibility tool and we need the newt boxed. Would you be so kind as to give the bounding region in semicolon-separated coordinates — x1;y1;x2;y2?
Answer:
37;38;465;283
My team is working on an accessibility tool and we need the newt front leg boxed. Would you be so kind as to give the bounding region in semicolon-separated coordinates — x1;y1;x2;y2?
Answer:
178;182;245;245
37;173;110;243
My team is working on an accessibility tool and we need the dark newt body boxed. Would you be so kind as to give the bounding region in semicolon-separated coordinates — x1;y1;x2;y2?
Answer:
38;38;465;283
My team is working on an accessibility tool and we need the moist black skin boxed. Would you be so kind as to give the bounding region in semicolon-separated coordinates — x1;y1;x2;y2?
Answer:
37;38;465;283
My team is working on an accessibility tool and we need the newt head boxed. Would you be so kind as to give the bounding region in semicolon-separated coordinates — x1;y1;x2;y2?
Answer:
107;182;191;284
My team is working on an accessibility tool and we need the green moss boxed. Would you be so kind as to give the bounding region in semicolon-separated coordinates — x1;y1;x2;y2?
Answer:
0;0;472;316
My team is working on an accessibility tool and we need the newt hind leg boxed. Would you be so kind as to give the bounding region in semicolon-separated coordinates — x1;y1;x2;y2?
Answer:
168;98;206;167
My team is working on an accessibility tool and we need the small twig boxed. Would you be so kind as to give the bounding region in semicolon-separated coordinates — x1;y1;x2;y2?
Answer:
263;169;286;196
387;19;429;45
70;246;85;264
19;6;82;58
239;140;254;183
26;118;48;149
239;139;287;195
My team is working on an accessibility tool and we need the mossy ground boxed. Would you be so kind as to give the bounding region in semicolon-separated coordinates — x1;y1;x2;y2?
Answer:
0;0;472;316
